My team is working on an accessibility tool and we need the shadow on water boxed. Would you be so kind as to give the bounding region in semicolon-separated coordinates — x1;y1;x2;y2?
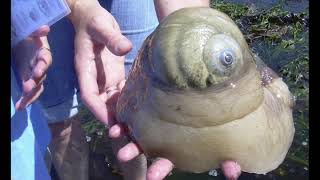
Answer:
78;0;309;179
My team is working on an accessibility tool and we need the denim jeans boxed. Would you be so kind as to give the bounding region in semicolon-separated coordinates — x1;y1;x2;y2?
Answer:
11;68;51;180
38;0;159;123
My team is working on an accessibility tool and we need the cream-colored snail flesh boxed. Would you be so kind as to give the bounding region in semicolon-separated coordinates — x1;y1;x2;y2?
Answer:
116;7;295;175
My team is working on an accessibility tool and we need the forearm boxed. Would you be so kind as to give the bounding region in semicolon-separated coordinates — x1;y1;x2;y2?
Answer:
154;0;210;22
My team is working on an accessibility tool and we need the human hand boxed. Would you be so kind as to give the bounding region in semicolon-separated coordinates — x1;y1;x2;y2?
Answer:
12;25;52;110
70;2;132;125
105;84;174;180
108;124;174;180
105;82;174;180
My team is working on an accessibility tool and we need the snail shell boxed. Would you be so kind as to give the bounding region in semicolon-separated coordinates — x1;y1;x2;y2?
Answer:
117;7;295;174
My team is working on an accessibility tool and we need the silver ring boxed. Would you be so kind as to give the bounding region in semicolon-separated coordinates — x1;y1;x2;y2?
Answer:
39;47;51;53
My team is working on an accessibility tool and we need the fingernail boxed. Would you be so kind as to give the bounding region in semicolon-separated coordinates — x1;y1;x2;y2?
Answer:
150;171;161;180
15;98;24;111
109;125;121;138
15;104;22;111
118;80;126;90
115;42;124;54
33;68;44;78
115;38;132;55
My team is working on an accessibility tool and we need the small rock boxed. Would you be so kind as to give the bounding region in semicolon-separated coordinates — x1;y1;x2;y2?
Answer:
302;141;307;146
247;3;259;16
208;169;218;176
292;96;297;102
105;157;112;167
86;136;91;142
96;131;103;136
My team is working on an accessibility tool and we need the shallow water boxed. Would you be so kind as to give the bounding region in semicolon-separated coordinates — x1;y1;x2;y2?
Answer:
76;0;309;179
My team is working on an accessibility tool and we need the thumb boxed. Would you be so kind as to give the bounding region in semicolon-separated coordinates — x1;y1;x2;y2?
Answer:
88;15;132;56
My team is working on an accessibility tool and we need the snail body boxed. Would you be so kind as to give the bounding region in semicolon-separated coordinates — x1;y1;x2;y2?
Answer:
117;8;295;174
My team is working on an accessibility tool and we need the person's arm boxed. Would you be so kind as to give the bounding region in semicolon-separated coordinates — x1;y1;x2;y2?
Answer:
154;0;210;22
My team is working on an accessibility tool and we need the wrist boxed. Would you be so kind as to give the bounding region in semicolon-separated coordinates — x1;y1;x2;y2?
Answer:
154;0;210;22
67;0;101;28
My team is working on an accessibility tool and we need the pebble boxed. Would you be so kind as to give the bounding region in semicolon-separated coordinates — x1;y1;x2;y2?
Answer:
292;96;297;101
302;141;307;146
105;157;111;167
208;169;218;176
97;131;103;136
86;136;91;142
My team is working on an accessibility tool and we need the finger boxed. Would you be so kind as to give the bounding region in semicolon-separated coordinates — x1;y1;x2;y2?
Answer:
77;59;110;125
117;142;142;163
221;160;242;180
147;158;174;180
109;123;126;138
106;88;121;114
81;90;110;125
30;25;50;37
15;84;44;110
107;111;117;126
88;15;132;56
23;73;46;93
117;80;126;90
106;87;120;102
18;70;46;109
32;47;52;79
78;64;111;125
22;44;50;95
75;33;111;125
30;27;50;48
